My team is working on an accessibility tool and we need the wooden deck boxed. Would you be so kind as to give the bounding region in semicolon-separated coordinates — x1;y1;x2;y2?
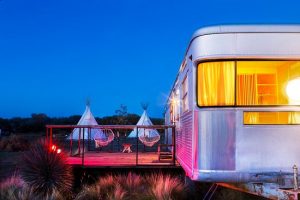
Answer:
67;152;179;167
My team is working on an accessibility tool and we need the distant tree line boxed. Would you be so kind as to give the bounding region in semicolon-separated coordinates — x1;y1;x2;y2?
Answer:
0;105;164;134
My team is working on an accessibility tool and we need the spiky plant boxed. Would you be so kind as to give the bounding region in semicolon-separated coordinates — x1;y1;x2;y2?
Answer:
20;139;73;198
147;173;186;200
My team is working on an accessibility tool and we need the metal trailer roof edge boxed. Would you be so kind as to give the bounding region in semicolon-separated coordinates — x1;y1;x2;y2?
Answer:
164;24;300;110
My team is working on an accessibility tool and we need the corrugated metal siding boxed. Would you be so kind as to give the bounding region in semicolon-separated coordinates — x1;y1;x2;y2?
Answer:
176;111;193;171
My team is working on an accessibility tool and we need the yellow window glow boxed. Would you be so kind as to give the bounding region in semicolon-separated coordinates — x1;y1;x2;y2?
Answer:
197;60;300;107
197;61;235;106
236;61;300;106
244;111;300;125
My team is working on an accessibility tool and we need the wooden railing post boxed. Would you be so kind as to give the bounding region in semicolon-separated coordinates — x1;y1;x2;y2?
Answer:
88;128;91;151
46;127;49;145
136;127;139;166
70;129;73;156
50;127;53;147
78;128;81;156
82;128;85;167
172;126;176;165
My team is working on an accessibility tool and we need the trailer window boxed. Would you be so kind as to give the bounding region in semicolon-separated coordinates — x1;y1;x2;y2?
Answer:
182;75;189;112
236;61;300;106
197;61;235;106
244;111;300;125
197;60;300;107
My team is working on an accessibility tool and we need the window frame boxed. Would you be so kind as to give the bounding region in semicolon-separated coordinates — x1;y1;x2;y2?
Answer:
196;59;300;108
181;74;189;113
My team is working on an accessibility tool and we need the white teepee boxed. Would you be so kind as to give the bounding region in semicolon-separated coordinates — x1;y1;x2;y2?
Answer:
67;102;114;146
128;107;160;147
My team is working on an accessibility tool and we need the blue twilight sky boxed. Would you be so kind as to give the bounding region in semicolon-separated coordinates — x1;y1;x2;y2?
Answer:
0;0;300;118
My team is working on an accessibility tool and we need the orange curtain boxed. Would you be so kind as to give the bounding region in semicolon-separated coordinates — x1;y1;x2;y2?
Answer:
237;74;257;105
237;74;258;123
198;61;235;106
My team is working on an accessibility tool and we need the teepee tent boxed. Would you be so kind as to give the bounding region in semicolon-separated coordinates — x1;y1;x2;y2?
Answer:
128;106;160;147
67;102;114;146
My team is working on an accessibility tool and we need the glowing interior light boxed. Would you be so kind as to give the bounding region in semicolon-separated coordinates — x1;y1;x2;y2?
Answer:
51;145;57;151
286;78;300;102
57;149;61;154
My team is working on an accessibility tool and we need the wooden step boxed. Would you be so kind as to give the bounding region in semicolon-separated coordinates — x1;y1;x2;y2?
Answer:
160;154;173;158
159;152;172;155
158;152;173;162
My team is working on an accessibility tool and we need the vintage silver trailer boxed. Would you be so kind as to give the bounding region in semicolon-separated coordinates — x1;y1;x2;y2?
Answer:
165;25;300;184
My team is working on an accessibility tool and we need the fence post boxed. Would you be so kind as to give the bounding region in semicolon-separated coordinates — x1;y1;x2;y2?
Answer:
70;129;73;156
82;128;85;167
50;127;53;147
46;127;49;145
117;131;120;152
88;128;91;151
78;128;81;156
143;128;145;152
172;126;176;165
136;127;139;166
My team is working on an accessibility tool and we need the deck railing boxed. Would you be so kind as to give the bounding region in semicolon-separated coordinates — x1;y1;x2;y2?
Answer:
45;125;176;167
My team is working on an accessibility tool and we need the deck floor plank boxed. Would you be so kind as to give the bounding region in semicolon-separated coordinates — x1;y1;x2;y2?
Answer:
67;152;178;167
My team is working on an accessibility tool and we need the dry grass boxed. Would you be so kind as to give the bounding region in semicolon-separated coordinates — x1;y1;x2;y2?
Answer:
96;174;116;199
0;175;24;200
147;173;186;200
107;184;127;200
0;175;63;200
115;172;145;197
75;183;127;200
0;134;30;152
20;139;73;198
75;172;186;200
74;185;99;200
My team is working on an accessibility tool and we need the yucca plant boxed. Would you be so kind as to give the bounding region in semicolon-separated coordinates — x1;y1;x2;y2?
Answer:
20;139;73;198
147;173;186;200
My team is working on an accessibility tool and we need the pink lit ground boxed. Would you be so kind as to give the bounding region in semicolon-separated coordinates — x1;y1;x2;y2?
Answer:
66;152;178;167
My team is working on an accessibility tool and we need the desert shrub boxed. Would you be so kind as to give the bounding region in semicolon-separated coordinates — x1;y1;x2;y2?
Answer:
115;172;144;196
20;139;73;198
76;173;144;200
107;183;127;200
96;174;116;199
0;175;24;200
76;172;187;200
74;185;99;200
0;175;65;200
0;134;30;151
147;173;186;200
